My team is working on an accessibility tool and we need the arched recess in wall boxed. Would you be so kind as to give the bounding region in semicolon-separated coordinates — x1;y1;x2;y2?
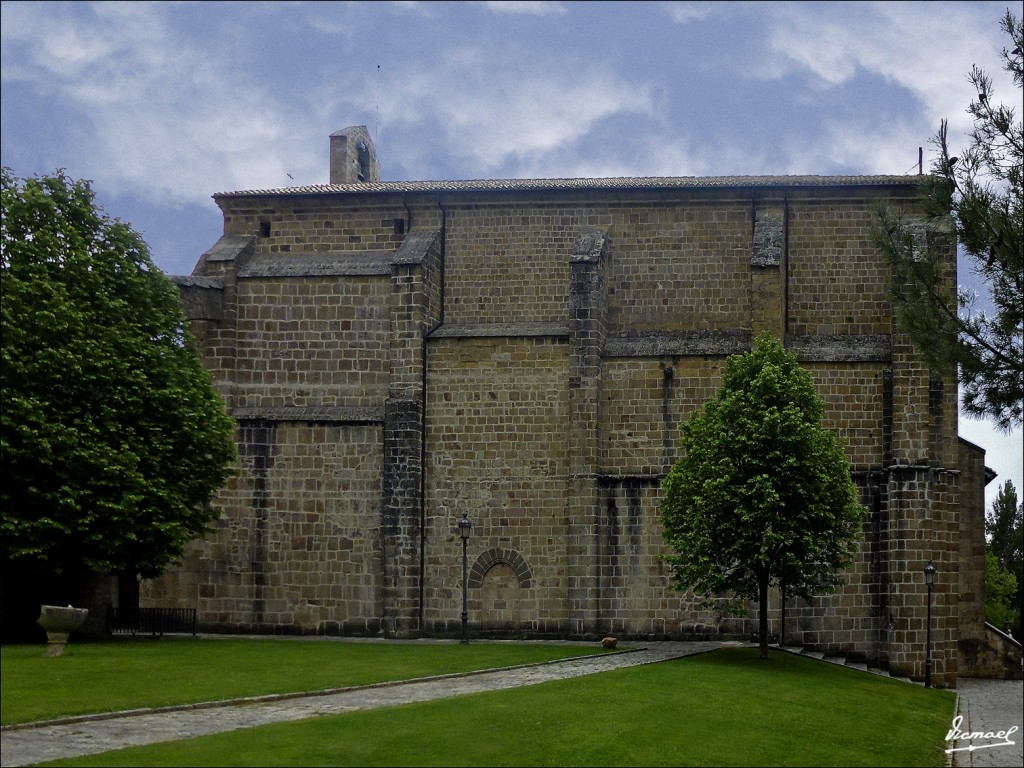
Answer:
468;548;532;589
468;549;532;632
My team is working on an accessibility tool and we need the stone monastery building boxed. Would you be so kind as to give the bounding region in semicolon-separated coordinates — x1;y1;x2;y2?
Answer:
147;126;1006;686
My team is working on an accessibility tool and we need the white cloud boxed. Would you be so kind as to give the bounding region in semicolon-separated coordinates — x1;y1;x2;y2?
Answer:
388;0;440;16
300;12;353;36
2;2;130;82
663;1;721;25
722;2;1017;179
480;1;568;16
0;2;320;200
629;134;752;178
3;1;1017;247
758;2;1014;138
374;45;654;175
3;2;649;195
792;115;928;176
959;416;1024;512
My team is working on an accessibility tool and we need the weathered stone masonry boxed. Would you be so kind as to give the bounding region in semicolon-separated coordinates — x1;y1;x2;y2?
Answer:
144;127;998;686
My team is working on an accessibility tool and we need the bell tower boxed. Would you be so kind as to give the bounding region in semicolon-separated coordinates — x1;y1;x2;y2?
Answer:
329;125;379;184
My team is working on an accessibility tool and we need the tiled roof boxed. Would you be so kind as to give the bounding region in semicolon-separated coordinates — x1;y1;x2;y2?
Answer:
214;174;922;198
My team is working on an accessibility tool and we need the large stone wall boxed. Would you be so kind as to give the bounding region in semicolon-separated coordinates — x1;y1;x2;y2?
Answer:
787;200;893;336
144;141;987;686
424;335;570;636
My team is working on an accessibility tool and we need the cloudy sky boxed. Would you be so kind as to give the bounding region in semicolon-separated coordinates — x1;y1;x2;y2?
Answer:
2;0;1020;507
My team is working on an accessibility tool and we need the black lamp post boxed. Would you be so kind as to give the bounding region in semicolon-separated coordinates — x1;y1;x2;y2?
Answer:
458;516;472;644
924;560;936;688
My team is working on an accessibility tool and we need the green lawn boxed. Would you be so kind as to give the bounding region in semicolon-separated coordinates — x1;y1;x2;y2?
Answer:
0;636;611;725
7;644;956;768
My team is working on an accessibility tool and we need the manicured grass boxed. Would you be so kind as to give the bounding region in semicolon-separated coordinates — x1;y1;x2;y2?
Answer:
40;648;955;767
0;636;612;725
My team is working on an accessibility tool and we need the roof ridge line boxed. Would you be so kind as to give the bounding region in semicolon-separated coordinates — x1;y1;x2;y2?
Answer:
214;174;924;198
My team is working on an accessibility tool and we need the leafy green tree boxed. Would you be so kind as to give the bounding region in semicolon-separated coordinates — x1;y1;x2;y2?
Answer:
1;169;235;612
985;480;1022;635
872;11;1023;431
660;333;866;659
984;551;1019;634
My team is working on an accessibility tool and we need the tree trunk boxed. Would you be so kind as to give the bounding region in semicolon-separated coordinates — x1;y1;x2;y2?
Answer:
758;568;770;659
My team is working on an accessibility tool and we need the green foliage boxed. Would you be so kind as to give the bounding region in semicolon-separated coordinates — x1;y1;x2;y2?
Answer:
985;480;1022;634
0;169;235;587
987;480;1023;572
984;551;1019;633
660;333;866;656
872;11;1023;430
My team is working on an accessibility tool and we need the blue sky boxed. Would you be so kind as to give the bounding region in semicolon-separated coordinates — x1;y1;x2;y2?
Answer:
1;0;1020;507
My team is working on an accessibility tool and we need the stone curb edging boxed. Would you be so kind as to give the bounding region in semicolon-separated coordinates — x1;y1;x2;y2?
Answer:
947;691;960;768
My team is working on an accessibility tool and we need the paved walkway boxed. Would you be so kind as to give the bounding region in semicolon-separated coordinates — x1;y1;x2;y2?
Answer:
948;678;1023;768
1;641;1020;767
0;641;726;767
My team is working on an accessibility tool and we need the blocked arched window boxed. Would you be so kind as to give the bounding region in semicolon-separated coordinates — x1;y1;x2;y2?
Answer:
468;548;532;589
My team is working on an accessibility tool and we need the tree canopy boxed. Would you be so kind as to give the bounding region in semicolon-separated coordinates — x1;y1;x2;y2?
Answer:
660;333;866;659
872;11;1023;431
1;169;235;597
985;480;1022;635
984;551;1019;635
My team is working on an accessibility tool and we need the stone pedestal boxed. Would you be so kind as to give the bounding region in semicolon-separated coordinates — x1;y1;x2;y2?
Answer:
37;605;89;657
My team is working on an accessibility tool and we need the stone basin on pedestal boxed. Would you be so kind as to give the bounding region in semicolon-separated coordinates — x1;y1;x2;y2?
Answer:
37;605;89;657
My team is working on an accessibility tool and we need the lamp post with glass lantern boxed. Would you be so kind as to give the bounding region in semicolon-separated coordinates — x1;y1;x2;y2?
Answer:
458;516;472;644
924;560;936;688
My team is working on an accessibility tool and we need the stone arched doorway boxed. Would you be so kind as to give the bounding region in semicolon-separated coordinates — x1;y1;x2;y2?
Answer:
468;548;532;635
